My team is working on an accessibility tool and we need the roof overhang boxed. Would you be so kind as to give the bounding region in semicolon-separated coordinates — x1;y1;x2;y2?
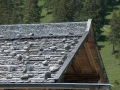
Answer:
0;83;111;89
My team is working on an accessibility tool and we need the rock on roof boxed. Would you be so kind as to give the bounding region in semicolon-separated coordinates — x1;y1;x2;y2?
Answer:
0;20;91;83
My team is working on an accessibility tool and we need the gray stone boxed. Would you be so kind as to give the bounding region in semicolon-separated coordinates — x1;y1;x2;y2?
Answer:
64;44;71;50
10;51;17;57
39;46;43;51
71;41;75;45
29;33;34;37
42;60;48;65
61;52;65;55
16;54;22;61
49;65;59;72
62;54;67;60
23;44;30;50
49;46;57;51
16;34;21;37
44;72;51;79
25;55;30;60
58;59;63;64
45;55;50;59
62;38;66;42
21;74;29;79
6;74;13;79
21;74;33;79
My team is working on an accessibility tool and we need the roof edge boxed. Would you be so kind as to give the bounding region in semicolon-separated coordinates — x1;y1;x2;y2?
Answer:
54;32;89;82
85;19;92;32
0;83;112;89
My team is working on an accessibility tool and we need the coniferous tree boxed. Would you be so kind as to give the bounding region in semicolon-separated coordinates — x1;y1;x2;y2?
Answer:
23;0;41;23
52;0;82;22
110;11;120;55
80;0;106;39
0;0;24;24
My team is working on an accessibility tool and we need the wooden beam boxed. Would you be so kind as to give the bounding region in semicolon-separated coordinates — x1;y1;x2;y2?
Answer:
73;55;83;73
84;42;97;73
64;74;100;83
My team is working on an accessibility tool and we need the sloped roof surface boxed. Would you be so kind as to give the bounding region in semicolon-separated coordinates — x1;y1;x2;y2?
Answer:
0;21;89;83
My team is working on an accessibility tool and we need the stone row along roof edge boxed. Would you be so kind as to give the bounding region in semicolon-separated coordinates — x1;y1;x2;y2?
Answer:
0;19;92;39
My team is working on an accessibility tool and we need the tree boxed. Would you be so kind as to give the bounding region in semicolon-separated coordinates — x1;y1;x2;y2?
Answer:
0;0;24;24
80;0;106;39
23;0;41;23
109;11;120;55
52;0;82;22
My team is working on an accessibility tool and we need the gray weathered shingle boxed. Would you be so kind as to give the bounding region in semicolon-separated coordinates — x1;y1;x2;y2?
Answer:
0;21;89;83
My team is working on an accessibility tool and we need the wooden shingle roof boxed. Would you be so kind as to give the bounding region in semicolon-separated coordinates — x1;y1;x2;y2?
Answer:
0;19;111;89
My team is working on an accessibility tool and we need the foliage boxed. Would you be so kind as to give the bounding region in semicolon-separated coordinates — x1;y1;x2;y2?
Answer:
109;10;120;57
23;0;41;24
0;0;23;24
52;0;82;22
80;0;106;40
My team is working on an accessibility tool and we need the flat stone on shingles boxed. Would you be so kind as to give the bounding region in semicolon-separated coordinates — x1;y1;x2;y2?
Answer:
49;65;59;72
49;46;57;51
16;34;21;37
45;55;51;59
10;51;17;57
29;33;34;37
21;74;34;79
16;54;22;61
23;44;30;50
58;59;63;64
64;44;71;50
44;72;51;79
42;60;48;66
6;74;13;79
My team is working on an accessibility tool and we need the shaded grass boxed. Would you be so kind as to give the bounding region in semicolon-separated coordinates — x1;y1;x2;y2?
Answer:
38;0;45;6
40;8;53;23
98;26;120;90
39;0;53;23
97;1;120;90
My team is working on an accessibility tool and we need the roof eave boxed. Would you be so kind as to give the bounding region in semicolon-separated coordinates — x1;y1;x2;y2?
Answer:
0;83;111;89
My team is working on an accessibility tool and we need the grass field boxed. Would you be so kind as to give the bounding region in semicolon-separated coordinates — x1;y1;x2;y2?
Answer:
39;0;53;23
39;0;120;90
97;1;120;90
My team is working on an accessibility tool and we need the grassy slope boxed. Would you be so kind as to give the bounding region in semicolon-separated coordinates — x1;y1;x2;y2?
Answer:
39;0;120;89
97;1;120;90
39;0;53;23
